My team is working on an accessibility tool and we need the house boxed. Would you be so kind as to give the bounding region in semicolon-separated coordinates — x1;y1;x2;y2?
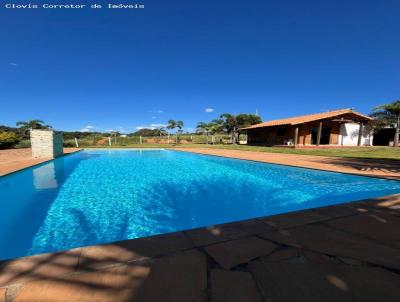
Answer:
241;109;373;147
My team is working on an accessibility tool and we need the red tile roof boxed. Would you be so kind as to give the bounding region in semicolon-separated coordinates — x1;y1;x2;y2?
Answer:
242;109;372;130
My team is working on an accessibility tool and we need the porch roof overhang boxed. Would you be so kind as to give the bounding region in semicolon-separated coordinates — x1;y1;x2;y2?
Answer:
240;108;372;131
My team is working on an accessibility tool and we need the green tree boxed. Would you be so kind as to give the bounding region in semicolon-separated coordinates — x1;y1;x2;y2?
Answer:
132;128;167;137
167;120;184;143
196;121;222;144
371;100;400;147
166;120;176;133
155;126;167;136
218;113;261;144
0;131;20;149
176;121;184;132
16;119;52;139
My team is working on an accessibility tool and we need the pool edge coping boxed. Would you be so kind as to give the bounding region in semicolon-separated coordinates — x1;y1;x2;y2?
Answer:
172;148;400;181
0;149;83;178
0;192;399;289
2;147;398;181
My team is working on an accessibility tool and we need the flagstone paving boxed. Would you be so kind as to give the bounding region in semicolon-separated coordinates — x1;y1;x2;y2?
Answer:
0;194;399;301
210;269;262;302
325;212;400;249
204;237;277;269
249;261;400;302
260;224;400;270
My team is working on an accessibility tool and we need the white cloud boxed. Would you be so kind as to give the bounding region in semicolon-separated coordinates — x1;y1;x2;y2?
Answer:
78;125;101;132
79;125;95;132
9;62;18;66
205;108;214;113
136;123;166;130
151;116;157;119
150;123;166;128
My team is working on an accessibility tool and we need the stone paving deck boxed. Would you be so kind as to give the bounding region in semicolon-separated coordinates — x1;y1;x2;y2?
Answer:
0;148;81;176
0;194;399;301
174;148;400;179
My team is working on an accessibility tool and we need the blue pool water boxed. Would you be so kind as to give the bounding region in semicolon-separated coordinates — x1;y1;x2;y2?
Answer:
0;149;399;260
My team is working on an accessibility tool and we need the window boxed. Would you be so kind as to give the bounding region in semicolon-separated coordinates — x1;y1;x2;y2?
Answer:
250;130;260;143
276;127;286;137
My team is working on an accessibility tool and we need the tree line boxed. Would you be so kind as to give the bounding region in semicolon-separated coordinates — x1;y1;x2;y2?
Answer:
196;113;261;144
1;100;399;148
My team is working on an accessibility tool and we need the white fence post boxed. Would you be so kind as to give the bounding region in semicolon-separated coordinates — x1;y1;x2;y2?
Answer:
140;136;143;144
108;137;112;146
74;137;79;147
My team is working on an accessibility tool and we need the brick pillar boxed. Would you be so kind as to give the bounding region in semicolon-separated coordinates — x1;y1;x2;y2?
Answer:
30;129;63;158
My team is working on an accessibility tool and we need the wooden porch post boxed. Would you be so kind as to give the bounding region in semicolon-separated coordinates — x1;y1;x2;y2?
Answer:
357;123;364;146
316;121;322;146
294;127;299;145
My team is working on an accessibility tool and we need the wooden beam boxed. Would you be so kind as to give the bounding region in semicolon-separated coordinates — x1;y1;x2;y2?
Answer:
330;119;354;123
316;121;322;146
294;127;299;145
357;123;364;146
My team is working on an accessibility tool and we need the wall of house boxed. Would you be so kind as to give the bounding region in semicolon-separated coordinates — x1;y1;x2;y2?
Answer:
338;123;373;146
298;124;310;145
298;121;340;145
329;122;340;145
247;127;296;145
247;118;373;146
248;121;347;146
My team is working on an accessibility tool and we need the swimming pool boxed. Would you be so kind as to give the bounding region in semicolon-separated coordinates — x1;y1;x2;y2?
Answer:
1;149;399;260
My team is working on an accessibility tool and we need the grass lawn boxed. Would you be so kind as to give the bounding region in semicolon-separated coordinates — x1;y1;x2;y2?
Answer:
84;144;400;160
185;145;400;160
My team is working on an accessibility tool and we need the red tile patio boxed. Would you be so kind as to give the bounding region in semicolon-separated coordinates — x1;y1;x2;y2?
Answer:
0;148;81;176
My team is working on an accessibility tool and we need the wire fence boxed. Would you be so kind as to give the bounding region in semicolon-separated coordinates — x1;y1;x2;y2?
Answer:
63;134;248;147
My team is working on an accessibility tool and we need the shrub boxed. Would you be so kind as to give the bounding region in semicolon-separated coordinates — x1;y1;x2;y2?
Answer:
63;140;76;147
0;131;20;149
14;140;31;149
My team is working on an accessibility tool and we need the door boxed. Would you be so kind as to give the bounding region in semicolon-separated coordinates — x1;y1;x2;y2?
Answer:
311;127;331;145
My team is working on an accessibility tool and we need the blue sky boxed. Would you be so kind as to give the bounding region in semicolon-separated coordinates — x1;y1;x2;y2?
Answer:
1;0;399;133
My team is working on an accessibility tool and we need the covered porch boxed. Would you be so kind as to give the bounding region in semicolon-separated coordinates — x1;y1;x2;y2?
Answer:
242;109;372;147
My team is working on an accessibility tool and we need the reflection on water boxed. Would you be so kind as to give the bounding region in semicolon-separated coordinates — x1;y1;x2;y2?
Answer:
27;150;400;256
0;152;82;260
1;149;400;260
33;162;58;189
